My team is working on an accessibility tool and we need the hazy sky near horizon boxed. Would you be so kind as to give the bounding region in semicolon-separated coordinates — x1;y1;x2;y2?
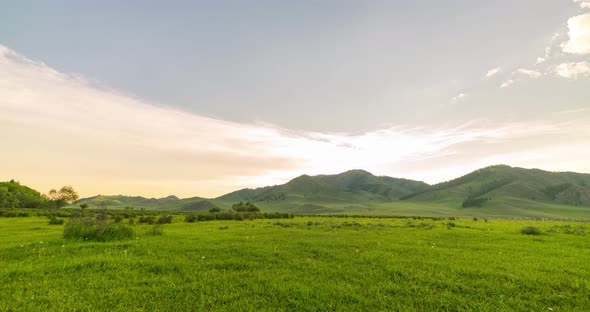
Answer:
1;1;590;198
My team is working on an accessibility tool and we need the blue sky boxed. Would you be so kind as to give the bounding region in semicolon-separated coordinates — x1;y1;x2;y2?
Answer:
1;1;589;197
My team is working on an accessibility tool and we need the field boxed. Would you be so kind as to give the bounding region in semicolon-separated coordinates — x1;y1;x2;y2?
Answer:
1;215;589;311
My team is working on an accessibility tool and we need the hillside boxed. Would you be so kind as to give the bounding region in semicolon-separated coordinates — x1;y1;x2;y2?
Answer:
76;195;219;212
219;169;429;202
0;180;47;208
402;165;590;208
216;170;430;212
70;165;590;219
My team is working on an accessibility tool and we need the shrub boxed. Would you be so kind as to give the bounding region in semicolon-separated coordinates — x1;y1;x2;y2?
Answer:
63;211;134;242
48;216;64;225
148;224;164;236
209;207;221;213
157;215;173;224
446;222;457;229
185;214;197;223
138;216;155;224
520;226;542;235
231;201;260;212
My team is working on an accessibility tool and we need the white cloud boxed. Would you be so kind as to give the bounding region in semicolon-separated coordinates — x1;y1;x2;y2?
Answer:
500;79;515;88
536;57;546;64
516;68;543;78
450;93;467;104
555;62;590;79
485;67;501;78
574;0;590;9
561;13;590;55
1;45;589;197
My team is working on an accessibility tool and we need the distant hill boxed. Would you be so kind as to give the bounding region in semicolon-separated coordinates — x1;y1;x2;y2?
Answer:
215;169;430;213
76;194;219;212
70;165;590;219
0;180;47;208
402;165;590;207
218;169;429;203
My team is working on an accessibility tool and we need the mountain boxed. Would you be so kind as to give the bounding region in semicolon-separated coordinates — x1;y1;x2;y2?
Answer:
402;165;590;206
76;195;219;212
0;180;47;208
216;169;430;213
69;166;590;219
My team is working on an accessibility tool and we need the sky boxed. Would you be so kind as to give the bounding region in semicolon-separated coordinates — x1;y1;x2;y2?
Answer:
1;0;590;198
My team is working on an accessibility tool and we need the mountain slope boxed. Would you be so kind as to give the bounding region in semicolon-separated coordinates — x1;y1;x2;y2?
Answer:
216;169;430;212
76;195;219;212
402;165;590;207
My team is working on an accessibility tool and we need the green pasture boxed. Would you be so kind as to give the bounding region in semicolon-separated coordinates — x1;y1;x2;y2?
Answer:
1;215;589;311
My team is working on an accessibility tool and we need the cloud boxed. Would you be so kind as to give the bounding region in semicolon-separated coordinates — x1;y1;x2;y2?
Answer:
536;46;553;64
1;45;590;197
555;62;590;79
516;68;543;78
574;0;590;9
500;79;515;88
485;67;501;78
450;93;467;104
561;13;590;55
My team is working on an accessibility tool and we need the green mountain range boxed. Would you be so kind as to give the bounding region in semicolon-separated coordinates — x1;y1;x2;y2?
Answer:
4;165;590;219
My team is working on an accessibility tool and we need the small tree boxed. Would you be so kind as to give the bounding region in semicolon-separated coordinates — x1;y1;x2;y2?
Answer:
209;207;221;213
45;186;79;209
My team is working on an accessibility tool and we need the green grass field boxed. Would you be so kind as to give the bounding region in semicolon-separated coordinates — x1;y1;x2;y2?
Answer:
1;215;589;311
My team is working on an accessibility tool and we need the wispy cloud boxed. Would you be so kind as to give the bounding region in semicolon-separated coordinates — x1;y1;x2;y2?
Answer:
499;79;515;88
1;45;589;197
555;61;590;79
536;46;553;64
485;67;501;78
516;68;542;78
450;93;467;104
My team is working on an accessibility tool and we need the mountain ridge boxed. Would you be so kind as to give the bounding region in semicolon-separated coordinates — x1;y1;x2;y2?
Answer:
8;164;589;218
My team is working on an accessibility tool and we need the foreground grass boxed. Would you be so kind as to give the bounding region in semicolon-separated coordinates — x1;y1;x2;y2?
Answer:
1;216;589;311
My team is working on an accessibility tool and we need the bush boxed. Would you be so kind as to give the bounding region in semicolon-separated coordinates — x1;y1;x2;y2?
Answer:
185;214;197;223
157;215;173;224
231;201;260;212
520;226;542;235
48;216;64;225
148;224;164;236
138;216;155;224
63;211;134;242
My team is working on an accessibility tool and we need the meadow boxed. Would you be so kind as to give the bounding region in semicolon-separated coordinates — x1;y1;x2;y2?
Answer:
1;214;589;311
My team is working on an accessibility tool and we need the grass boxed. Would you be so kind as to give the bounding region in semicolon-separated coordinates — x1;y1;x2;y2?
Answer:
1;215;589;311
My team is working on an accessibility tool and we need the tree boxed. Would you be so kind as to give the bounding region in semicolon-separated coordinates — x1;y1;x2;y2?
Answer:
44;186;79;209
80;203;89;210
231;201;260;212
209;207;221;213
